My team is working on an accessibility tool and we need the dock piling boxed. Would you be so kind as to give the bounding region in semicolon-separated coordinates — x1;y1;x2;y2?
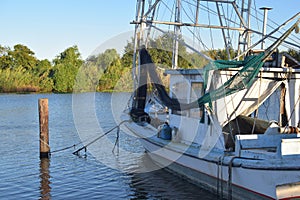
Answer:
39;98;50;158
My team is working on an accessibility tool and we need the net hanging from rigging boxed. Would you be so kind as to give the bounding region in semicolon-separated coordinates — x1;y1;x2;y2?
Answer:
130;47;265;115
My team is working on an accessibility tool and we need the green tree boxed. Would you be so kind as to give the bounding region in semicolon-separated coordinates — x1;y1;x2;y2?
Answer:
0;45;12;69
207;48;237;60
35;59;53;92
288;49;300;62
96;49;119;70
121;39;134;68
151;32;191;68
186;52;210;68
52;46;83;93
121;33;191;69
74;61;101;92
0;44;44;92
9;44;38;70
96;49;122;91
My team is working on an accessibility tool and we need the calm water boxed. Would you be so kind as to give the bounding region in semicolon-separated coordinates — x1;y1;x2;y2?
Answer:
0;93;217;199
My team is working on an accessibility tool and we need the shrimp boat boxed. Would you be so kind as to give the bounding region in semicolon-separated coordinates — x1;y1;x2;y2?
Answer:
122;0;300;199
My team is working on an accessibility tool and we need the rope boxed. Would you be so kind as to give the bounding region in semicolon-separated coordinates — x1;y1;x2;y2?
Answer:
112;126;120;154
39;120;131;156
50;142;82;154
72;120;130;156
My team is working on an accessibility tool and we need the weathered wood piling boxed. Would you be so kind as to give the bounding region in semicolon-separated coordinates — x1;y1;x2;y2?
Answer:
39;98;50;158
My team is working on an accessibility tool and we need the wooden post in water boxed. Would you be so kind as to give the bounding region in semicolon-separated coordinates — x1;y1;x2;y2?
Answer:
39;98;50;158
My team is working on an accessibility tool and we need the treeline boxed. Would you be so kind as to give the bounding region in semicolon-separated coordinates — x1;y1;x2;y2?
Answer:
0;34;299;93
0;44;82;93
0;43;130;93
0;33;206;93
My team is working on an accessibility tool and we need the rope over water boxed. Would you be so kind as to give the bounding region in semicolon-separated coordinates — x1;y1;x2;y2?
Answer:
51;142;82;154
45;120;130;156
72;120;130;156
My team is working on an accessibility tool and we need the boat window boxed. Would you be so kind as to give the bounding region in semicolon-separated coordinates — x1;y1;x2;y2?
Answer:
172;81;189;116
172;81;189;100
172;81;204;121
190;82;204;120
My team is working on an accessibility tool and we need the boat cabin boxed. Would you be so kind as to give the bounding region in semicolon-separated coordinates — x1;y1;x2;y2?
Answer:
163;53;300;156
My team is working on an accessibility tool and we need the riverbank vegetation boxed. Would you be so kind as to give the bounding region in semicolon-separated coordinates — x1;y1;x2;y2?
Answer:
0;35;299;93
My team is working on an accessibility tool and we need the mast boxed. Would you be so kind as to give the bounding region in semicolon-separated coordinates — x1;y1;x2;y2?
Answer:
238;0;251;55
216;2;232;59
246;0;252;48
132;0;142;91
131;0;146;111
132;0;147;90
172;0;181;69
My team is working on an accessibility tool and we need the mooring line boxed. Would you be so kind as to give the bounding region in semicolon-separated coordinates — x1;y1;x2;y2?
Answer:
47;120;131;156
112;126;120;153
50;142;82;154
39;139;83;155
72;120;131;156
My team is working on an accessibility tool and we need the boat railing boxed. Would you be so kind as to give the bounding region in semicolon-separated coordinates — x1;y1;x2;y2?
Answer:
235;133;300;159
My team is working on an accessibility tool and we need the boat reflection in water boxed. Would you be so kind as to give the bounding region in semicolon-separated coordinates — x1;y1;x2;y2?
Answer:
129;154;218;200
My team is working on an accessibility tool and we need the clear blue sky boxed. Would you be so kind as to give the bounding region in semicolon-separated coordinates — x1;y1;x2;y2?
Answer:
0;0;136;60
0;0;299;60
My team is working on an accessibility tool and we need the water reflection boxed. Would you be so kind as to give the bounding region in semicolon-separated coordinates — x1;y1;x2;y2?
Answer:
129;154;217;200
39;158;51;200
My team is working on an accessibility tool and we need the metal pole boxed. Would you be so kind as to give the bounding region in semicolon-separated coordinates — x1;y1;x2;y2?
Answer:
132;0;143;92
260;7;272;49
246;0;252;48
172;0;181;69
195;0;200;25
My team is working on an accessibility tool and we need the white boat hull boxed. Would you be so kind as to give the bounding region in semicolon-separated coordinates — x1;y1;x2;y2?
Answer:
138;136;300;200
122;117;300;200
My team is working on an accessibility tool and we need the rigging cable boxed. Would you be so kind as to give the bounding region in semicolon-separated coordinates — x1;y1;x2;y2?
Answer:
208;1;214;50
221;2;232;49
253;0;261;35
251;71;263;134
228;0;236;49
181;0;209;52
